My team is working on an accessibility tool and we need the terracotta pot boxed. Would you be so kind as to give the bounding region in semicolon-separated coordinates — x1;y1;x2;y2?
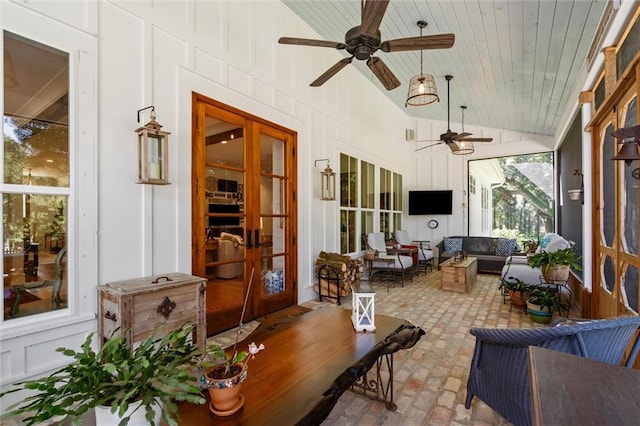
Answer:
508;290;528;308
204;364;248;416
543;265;570;283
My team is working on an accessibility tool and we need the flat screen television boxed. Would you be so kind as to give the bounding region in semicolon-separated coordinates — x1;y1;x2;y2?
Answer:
408;190;453;215
208;203;240;226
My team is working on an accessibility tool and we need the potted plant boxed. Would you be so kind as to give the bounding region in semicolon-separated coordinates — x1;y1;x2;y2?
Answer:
529;247;582;283
526;286;569;324
202;340;264;416
500;278;532;309
200;267;265;416
0;324;205;426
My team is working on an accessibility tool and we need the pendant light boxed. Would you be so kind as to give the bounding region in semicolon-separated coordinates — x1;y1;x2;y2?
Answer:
405;21;439;107
452;106;474;155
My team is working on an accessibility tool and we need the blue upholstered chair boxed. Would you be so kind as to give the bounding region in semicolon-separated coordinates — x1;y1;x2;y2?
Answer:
465;316;640;426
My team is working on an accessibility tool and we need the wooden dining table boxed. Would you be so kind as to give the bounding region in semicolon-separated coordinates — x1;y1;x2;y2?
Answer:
177;305;425;425
528;345;640;426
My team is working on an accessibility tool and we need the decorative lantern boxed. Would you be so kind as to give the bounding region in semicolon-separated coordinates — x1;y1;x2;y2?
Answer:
314;159;336;200
351;282;376;332
136;106;170;185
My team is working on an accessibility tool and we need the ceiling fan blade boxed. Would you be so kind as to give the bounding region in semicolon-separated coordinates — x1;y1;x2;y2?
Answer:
278;37;346;49
380;34;455;53
367;56;400;90
415;142;443;152
457;137;493;143
452;132;473;140
310;57;353;87
446;141;461;153
360;0;390;35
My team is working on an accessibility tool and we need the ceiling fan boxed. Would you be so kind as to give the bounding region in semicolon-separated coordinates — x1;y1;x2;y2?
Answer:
278;0;455;90
416;75;493;153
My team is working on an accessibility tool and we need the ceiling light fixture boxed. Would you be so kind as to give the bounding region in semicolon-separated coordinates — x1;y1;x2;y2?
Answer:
452;106;474;155
405;21;439;107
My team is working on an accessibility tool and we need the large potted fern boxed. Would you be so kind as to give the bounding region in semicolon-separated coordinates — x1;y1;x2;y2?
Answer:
0;324;205;426
529;247;582;283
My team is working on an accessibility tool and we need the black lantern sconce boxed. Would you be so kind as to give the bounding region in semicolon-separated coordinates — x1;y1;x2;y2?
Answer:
136;106;171;185
567;169;584;204
314;159;336;200
612;125;640;180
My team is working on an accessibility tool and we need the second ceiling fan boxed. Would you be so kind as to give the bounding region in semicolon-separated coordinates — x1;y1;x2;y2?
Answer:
416;75;493;153
278;0;455;90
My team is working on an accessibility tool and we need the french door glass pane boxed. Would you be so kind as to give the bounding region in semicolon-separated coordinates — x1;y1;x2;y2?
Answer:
602;123;615;247
204;116;245;310
259;134;285;296
623;264;638;314
623;97;638;255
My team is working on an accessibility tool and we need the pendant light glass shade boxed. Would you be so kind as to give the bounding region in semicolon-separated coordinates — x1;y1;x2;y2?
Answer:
452;140;474;155
406;74;439;106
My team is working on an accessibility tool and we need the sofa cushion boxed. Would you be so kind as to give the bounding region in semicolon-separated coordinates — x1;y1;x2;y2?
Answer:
495;238;519;256
444;237;463;253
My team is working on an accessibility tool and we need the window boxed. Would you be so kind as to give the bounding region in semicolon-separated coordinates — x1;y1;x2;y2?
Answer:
468;153;555;240
2;31;70;320
339;155;402;254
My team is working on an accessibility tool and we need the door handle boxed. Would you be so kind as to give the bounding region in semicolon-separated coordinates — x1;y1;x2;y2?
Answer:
255;230;260;248
246;230;253;249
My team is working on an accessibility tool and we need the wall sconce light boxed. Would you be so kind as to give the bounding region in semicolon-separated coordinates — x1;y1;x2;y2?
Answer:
314;159;336;200
612;125;640;179
135;106;170;185
567;169;584;204
351;282;375;332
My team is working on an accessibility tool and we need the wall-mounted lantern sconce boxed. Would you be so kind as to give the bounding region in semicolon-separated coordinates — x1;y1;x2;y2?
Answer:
567;169;584;204
314;159;336;200
136;106;170;185
612;125;640;180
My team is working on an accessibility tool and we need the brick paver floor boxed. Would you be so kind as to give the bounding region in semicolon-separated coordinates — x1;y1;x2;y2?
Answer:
314;270;578;426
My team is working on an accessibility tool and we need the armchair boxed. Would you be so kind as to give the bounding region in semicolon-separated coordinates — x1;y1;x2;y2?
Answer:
366;232;414;285
393;230;434;274
501;233;572;286
465;316;640;426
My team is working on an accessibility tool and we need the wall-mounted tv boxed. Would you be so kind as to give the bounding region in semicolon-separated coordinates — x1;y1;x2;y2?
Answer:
408;190;453;215
208;203;240;226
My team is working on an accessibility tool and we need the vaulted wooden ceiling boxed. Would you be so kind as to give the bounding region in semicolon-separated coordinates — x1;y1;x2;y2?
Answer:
281;0;611;136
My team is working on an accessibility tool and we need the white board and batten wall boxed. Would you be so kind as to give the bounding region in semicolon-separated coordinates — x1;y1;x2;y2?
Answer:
1;0;556;407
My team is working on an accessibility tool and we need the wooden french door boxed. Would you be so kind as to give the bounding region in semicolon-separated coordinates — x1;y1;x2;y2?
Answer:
192;93;297;335
593;87;639;320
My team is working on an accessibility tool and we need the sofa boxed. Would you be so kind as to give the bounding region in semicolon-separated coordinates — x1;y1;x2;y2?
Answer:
436;236;521;274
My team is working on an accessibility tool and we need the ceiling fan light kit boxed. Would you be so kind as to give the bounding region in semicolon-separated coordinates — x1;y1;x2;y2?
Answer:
278;0;453;91
406;21;439;107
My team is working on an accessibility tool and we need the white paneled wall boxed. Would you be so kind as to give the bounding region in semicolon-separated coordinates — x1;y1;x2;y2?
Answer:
1;0;558;404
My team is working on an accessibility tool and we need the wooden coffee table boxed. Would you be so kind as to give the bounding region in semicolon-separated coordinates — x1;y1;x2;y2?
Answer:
440;256;478;293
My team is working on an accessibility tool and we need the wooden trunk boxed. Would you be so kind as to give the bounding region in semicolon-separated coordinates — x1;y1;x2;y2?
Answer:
440;257;478;293
97;272;207;351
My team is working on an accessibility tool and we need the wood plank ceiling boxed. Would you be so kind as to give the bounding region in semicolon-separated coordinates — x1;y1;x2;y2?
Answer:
280;0;610;136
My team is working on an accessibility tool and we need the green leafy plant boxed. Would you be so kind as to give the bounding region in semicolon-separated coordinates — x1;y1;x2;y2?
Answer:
500;277;532;293
527;287;569;314
0;324;205;426
500;278;532;306
528;247;582;271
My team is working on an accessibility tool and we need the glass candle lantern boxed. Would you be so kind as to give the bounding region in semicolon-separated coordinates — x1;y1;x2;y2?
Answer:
135;111;170;185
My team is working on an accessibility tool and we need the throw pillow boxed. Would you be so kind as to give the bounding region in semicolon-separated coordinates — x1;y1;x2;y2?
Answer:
443;237;463;254
538;233;561;250
496;238;519;256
